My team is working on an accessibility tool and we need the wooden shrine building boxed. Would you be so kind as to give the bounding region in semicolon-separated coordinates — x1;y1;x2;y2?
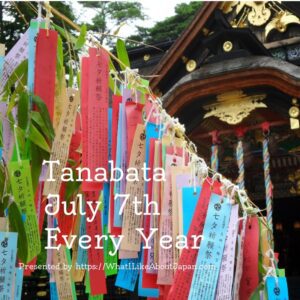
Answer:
142;1;300;297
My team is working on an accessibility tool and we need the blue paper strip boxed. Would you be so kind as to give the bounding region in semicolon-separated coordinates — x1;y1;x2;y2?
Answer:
0;56;4;76
266;277;289;300
76;213;88;267
145;122;162;188
50;281;59;300
114;103;124;227
115;254;141;292
0;232;18;298
182;186;202;236
108;108;112;163
138;249;159;298
102;183;110;228
188;193;231;300
14;267;23;300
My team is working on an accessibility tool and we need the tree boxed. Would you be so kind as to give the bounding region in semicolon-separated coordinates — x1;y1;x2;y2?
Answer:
129;1;203;45
0;1;76;51
80;1;145;45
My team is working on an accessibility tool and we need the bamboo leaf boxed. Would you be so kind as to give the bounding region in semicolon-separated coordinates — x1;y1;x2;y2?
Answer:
15;125;26;155
2;60;28;98
32;95;55;140
75;24;87;50
52;24;77;44
56;35;64;85
57;35;64;67
69;61;74;88
116;39;130;70
109;74;121;96
30;111;53;141
28;123;50;152
77;72;81;89
8;201;28;263
30;143;48;192
17;92;29;130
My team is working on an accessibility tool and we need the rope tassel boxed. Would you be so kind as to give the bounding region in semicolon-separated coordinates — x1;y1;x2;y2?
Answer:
263;136;273;235
236;139;245;190
211;144;219;172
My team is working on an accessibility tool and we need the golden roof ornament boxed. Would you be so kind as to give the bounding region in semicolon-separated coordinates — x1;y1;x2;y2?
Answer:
203;90;267;125
186;59;197;72
222;1;300;39
223;41;233;52
289;98;300;130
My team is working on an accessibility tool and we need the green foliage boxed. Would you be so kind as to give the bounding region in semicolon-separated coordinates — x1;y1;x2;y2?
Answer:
2;60;28;102
116;38;130;70
8;201;28;262
52;23;86;88
32;95;55;141
0;1;76;52
129;1;203;44
75;24;87;50
17;92;29;130
28;122;50;153
80;1;145;45
30;142;48;192
56;35;64;85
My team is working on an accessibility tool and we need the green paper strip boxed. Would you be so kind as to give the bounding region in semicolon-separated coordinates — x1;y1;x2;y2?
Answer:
103;225;118;276
66;247;77;300
8;159;40;262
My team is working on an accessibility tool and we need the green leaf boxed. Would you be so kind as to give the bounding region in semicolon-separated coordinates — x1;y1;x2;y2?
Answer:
8;201;28;263
52;24;77;44
109;74;121;96
14;125;26;155
28;123;50;152
2;60;28;98
30;143;46;192
116;38;130;70
0;121;2;148
75;24;87;50
30;111;53;142
17;92;29;130
250;282;265;300
65;180;81;204
77;72;81;89
108;58;121;95
57;35;64;68
56;35;64;85
0;164;5;199
69;61;74;88
32;95;55;141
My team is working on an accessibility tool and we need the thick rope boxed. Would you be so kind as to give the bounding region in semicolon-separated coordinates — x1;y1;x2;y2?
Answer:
236;139;245;190
263;136;273;239
211;144;219;172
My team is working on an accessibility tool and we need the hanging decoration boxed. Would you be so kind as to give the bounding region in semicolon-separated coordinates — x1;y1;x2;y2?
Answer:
235;128;246;190
262;122;274;245
0;3;289;300
210;130;219;172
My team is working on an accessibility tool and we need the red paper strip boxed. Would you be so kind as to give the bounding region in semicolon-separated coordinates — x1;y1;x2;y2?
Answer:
57;185;75;245
81;56;89;183
166;179;221;299
239;216;259;299
81;48;109;191
110;95;122;235
85;191;107;295
142;138;158;289
34;29;58;120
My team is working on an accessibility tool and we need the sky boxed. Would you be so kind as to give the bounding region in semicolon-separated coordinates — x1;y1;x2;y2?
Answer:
72;0;191;37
